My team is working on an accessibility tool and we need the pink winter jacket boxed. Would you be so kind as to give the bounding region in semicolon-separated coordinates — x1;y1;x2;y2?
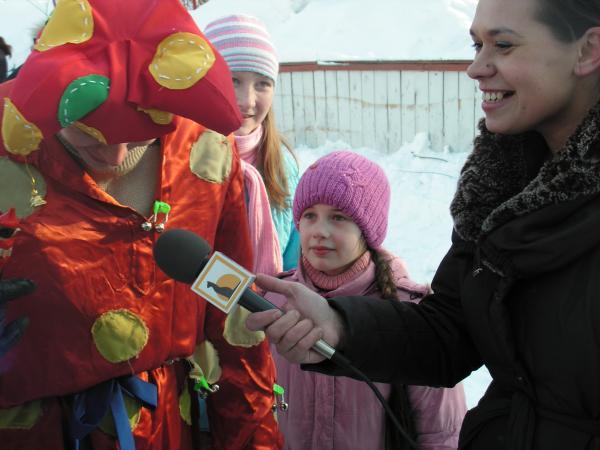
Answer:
265;252;467;450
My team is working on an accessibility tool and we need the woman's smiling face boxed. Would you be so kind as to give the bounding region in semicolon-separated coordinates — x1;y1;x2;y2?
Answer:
467;0;583;146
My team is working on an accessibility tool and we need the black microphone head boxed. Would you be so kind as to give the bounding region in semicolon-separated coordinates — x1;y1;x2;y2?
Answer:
153;228;212;284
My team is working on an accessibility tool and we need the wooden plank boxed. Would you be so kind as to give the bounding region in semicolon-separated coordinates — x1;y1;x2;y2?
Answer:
414;72;430;144
373;71;389;152
325;70;340;142
291;72;306;146
278;72;296;146
428;71;444;151
443;72;460;152
337;71;352;146
458;72;477;151
349;71;363;148
302;72;317;148
313;71;327;147
361;71;376;149
401;71;417;145
386;71;402;152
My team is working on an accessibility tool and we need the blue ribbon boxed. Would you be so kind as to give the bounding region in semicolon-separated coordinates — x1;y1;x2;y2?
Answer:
69;375;157;450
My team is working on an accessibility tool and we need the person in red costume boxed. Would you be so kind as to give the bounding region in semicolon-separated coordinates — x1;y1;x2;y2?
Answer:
0;0;283;449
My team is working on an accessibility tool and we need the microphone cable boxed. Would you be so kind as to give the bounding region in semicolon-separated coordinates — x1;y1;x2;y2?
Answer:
326;351;419;449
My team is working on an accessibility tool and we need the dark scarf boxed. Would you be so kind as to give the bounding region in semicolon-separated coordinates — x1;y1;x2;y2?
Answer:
450;102;600;244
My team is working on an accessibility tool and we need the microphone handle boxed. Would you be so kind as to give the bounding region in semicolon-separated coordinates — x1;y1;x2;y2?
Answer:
239;288;279;313
240;289;337;361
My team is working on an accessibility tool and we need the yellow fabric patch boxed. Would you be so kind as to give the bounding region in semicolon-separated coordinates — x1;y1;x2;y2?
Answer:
137;107;174;125
1;98;43;156
0;400;42;429
73;121;107;144
187;341;221;385
189;131;232;184
98;395;141;436
178;380;192;426
224;305;266;348
149;32;215;90
92;309;149;363
34;0;93;51
0;157;47;218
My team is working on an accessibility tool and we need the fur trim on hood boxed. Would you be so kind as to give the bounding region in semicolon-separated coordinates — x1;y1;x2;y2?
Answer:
450;102;600;243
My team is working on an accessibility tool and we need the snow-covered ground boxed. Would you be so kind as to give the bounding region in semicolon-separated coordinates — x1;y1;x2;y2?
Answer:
0;0;490;408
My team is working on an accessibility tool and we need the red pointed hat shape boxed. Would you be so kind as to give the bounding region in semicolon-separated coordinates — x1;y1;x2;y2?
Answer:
2;0;241;154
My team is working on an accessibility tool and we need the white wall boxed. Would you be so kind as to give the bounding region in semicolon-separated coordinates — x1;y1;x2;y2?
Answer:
274;66;484;153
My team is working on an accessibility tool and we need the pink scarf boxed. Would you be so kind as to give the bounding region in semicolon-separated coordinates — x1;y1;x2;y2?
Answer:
235;126;282;276
302;252;371;291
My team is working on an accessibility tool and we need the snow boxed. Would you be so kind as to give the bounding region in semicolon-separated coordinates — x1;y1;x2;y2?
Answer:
0;0;478;69
0;0;490;408
192;0;478;62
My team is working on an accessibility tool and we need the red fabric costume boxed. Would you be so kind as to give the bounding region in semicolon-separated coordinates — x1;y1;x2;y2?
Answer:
0;0;282;448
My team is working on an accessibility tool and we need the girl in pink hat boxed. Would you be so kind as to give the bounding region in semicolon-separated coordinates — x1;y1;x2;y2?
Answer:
265;150;467;450
205;14;300;277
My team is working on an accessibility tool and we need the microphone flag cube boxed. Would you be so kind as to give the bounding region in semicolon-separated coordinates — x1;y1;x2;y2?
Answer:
190;251;255;313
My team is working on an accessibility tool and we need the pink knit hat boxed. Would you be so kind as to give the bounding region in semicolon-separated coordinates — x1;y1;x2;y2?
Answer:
293;151;391;249
204;14;279;81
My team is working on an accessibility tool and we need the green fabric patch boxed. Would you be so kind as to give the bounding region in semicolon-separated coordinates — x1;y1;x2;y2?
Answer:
189;130;232;184
224;305;266;348
58;75;110;127
98;395;142;436
179;379;192;426
92;309;149;363
0;157;47;218
187;341;221;385
0;400;42;429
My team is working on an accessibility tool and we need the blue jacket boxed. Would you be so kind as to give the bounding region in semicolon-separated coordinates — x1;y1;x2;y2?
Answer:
271;148;299;270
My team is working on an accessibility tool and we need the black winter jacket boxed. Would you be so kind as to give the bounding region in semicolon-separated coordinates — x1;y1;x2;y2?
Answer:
309;104;600;449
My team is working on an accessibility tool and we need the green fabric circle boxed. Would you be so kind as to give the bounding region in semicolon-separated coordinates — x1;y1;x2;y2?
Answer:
58;75;110;127
92;309;149;363
0;400;42;429
0;157;47;218
179;380;192;426
99;395;142;436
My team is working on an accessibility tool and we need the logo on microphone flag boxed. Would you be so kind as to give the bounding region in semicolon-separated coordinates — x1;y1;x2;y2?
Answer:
191;252;255;313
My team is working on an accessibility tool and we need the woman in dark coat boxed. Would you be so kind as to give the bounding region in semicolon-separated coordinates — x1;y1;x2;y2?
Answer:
0;37;11;83
246;0;600;448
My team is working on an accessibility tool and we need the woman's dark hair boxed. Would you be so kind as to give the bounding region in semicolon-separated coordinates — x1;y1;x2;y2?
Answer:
0;37;12;56
536;0;600;42
369;248;398;300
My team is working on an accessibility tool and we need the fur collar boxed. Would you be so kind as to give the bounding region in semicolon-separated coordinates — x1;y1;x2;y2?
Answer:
450;102;600;243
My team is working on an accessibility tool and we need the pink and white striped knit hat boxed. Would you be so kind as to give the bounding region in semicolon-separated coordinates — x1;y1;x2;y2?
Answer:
204;14;279;82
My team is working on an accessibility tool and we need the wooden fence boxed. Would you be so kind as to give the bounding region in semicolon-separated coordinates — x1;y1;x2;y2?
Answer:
273;61;484;153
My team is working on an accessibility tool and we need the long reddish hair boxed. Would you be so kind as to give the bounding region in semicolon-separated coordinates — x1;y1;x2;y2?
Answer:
256;109;296;210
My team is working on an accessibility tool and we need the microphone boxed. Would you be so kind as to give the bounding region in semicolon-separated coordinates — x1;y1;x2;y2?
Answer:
153;228;339;362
